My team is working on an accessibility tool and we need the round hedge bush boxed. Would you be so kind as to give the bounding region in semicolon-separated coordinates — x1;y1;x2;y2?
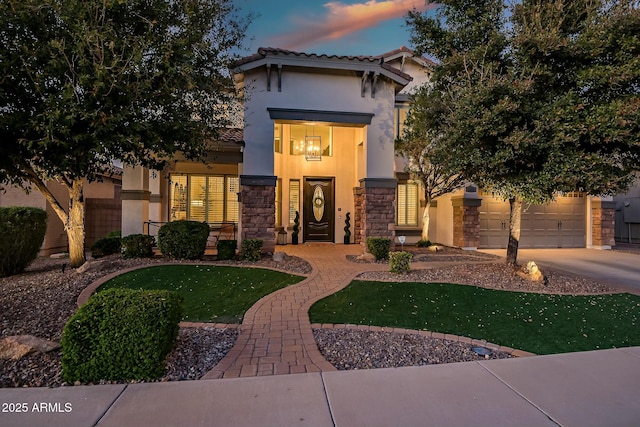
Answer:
0;206;47;277
61;288;182;383
157;220;210;260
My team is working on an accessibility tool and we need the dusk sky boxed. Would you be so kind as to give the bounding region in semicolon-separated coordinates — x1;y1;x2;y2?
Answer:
236;0;438;57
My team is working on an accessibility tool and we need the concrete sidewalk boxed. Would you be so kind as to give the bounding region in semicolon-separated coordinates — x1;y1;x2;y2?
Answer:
1;346;639;427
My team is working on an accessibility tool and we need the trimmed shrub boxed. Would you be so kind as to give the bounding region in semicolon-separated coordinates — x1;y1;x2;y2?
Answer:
216;239;237;260
157;220;209;260
389;251;413;273
0;207;47;277
416;239;432;247
240;238;263;261
121;234;155;259
91;236;121;258
61;288;182;383
106;230;122;238
366;237;391;260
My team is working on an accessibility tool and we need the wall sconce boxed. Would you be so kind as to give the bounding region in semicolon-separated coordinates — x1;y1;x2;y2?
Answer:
305;135;322;161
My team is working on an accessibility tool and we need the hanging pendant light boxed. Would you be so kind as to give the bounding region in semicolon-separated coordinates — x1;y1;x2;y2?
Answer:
304;125;322;161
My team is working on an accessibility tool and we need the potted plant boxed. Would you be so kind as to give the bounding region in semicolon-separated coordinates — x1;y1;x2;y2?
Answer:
344;212;351;244
292;211;300;245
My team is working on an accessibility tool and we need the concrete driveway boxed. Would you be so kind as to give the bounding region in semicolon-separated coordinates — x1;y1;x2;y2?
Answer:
480;248;640;293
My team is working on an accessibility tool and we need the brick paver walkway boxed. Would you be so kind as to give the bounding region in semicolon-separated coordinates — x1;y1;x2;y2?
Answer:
201;244;534;379
202;243;389;379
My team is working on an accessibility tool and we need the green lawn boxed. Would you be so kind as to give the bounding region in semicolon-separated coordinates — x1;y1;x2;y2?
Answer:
309;280;640;355
99;265;305;323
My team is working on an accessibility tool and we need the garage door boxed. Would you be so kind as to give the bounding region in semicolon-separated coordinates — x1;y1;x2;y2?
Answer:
479;194;586;248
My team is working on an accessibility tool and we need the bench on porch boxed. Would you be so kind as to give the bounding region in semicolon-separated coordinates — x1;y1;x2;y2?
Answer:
207;222;237;247
144;220;236;248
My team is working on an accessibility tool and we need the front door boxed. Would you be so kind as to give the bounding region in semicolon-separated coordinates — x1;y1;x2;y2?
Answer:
303;177;335;242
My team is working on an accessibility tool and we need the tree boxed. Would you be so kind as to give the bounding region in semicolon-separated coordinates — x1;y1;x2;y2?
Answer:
0;0;250;267
407;0;640;264
396;83;465;241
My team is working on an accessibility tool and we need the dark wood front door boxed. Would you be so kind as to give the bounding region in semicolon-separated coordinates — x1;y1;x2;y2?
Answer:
303;177;335;242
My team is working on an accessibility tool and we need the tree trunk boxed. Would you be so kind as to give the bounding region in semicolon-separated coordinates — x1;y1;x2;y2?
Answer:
67;179;86;268
421;200;432;241
506;196;522;265
24;168;87;268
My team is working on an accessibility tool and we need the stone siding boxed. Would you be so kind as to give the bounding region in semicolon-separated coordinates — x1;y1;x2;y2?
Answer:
353;187;363;244
592;200;615;247
241;183;276;253
452;198;480;249
360;186;396;249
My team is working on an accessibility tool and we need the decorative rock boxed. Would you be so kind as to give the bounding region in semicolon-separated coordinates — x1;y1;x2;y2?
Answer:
75;259;106;274
356;252;376;262
428;245;442;252
517;261;545;283
49;252;69;259
0;335;60;360
272;252;285;262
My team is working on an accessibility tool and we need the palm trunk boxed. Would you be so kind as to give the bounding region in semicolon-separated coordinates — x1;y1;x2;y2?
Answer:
67;179;86;268
421;200;432;241
506;196;522;265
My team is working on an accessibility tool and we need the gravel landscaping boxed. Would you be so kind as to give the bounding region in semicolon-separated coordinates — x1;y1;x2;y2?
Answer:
0;250;618;387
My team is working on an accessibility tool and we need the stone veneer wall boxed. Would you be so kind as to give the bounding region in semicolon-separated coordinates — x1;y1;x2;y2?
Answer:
591;200;616;248
240;176;276;254
353;187;363;245
452;197;481;249
359;179;396;249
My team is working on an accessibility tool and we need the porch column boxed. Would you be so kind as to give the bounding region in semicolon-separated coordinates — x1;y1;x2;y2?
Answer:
353;186;363;245
451;197;481;250
591;198;616;249
149;171;163;236
359;178;396;250
240;175;277;254
121;164;150;236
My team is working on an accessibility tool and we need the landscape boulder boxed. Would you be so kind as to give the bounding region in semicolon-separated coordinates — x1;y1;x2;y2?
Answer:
0;335;61;360
517;261;546;283
356;252;376;262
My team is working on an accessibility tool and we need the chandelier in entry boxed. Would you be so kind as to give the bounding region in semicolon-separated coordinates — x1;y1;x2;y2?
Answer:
304;135;322;161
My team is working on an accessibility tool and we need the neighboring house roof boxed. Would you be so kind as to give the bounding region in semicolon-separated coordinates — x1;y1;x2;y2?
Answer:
379;46;437;69
233;47;412;87
217;128;244;144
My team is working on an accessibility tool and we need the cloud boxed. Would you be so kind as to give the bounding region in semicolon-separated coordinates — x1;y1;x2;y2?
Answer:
266;0;437;51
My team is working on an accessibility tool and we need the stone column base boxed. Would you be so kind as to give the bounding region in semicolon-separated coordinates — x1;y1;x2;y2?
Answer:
591;200;615;249
359;178;397;250
240;175;277;254
353;187;363;245
452;197;481;250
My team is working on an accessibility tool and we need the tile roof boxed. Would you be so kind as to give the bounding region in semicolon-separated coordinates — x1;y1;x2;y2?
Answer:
234;47;412;82
379;45;438;67
216;128;244;144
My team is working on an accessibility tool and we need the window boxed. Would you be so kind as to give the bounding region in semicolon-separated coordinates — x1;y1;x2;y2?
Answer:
274;123;283;153
397;182;418;226
289;124;332;156
169;174;239;223
275;179;282;227
394;105;409;140
289;180;300;225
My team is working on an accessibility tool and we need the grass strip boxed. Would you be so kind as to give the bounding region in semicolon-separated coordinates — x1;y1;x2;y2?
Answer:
99;265;304;323
309;280;640;355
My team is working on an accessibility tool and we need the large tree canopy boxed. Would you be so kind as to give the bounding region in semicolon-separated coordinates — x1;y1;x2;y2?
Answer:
0;0;250;267
396;83;465;241
407;0;640;264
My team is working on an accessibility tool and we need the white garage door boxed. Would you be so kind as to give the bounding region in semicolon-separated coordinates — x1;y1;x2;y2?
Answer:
479;194;586;249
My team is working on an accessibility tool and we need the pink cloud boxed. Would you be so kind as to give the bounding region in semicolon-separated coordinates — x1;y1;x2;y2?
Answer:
267;1;437;51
